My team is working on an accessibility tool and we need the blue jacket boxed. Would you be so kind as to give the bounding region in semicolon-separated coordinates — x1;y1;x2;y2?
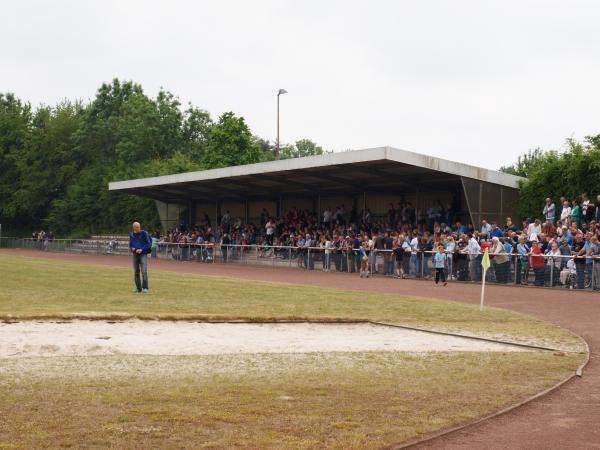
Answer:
490;227;504;238
129;230;152;254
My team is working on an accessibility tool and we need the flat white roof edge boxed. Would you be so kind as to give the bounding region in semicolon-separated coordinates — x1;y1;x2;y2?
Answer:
109;146;523;191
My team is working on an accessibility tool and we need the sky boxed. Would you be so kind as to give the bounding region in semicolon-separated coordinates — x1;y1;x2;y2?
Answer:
2;0;599;169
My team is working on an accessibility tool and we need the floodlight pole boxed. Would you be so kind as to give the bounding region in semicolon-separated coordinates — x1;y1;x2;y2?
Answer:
276;89;287;160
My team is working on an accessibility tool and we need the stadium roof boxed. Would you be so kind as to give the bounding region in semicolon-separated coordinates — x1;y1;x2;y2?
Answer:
108;146;524;203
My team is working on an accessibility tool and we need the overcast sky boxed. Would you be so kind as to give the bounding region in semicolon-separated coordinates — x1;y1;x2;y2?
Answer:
2;0;599;169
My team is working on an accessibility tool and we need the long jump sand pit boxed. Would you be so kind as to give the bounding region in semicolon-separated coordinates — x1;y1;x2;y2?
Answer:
0;320;531;358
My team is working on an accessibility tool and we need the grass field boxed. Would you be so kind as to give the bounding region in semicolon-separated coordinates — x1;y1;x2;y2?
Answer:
0;255;585;350
0;255;588;449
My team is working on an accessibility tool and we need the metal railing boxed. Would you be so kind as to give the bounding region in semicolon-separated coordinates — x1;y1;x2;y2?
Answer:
2;237;599;291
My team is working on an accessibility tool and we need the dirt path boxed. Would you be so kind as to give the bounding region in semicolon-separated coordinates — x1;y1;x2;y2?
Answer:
2;249;599;449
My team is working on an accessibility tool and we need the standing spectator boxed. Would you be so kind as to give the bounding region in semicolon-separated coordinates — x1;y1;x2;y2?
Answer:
560;200;572;224
466;232;481;281
129;221;151;293
265;218;275;246
581;194;594;226
491;237;509;283
420;236;433;279
455;234;469;281
516;236;530;285
359;242;369;278
401;234;412;278
322;234;332;272
410;231;420;277
221;233;231;263
433;244;448;286
368;238;377;275
527;219;541;242
151;229;160;258
543;198;556;225
584;232;594;286
571;199;581;228
383;232;394;275
480;220;492;239
505;217;518;233
303;233;314;270
546;241;562;286
572;233;587;289
589;236;600;290
490;222;503;239
529;240;545;286
393;236;404;278
445;236;456;279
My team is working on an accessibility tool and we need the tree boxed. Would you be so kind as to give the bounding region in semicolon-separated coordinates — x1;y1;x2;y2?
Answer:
202;112;263;169
0;80;329;237
0;93;32;225
280;139;326;159
182;105;212;162
501;136;600;219
12;101;84;226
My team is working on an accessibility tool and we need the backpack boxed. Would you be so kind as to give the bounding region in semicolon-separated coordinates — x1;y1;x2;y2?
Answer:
142;230;152;254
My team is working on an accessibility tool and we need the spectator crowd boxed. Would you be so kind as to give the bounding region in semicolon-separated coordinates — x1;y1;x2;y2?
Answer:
156;194;600;290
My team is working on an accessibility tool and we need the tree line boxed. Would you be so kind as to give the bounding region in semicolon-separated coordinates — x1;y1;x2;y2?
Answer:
500;134;600;220
0;79;325;237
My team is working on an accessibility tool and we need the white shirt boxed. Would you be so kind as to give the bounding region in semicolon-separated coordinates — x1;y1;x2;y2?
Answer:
481;223;491;236
467;238;481;259
560;207;572;222
410;237;419;254
527;223;541;240
265;221;275;235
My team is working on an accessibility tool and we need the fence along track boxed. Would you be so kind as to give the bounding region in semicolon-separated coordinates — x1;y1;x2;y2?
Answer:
2;237;600;292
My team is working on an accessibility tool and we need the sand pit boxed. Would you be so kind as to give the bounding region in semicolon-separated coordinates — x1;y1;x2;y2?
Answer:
0;320;531;358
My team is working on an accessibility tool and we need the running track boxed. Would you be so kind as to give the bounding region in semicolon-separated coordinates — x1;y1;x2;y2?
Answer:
2;249;599;449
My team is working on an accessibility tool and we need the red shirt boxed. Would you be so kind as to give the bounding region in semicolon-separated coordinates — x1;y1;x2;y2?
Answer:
529;246;544;269
480;241;491;252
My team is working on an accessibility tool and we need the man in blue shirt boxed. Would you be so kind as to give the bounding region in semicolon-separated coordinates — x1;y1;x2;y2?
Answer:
129;221;152;293
490;223;504;239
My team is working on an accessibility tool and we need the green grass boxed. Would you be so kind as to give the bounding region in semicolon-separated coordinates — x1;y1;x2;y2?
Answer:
0;352;582;450
0;254;588;448
0;254;584;351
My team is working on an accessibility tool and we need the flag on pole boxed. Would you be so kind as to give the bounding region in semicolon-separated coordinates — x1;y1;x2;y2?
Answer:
480;248;490;311
481;248;490;272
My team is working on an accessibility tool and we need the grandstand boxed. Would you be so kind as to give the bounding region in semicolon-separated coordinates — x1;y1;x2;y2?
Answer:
109;147;523;231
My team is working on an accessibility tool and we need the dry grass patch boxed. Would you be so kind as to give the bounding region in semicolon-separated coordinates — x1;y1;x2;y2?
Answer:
0;351;581;449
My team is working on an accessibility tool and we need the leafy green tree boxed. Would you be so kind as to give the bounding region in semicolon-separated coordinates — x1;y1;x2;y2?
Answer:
12;101;84;226
182;105;213;162
0;93;32;226
202;112;263;168
280;139;326;159
0;80;330;237
501;136;600;219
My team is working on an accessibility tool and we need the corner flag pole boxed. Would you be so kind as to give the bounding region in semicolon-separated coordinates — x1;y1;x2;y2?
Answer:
480;249;490;311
